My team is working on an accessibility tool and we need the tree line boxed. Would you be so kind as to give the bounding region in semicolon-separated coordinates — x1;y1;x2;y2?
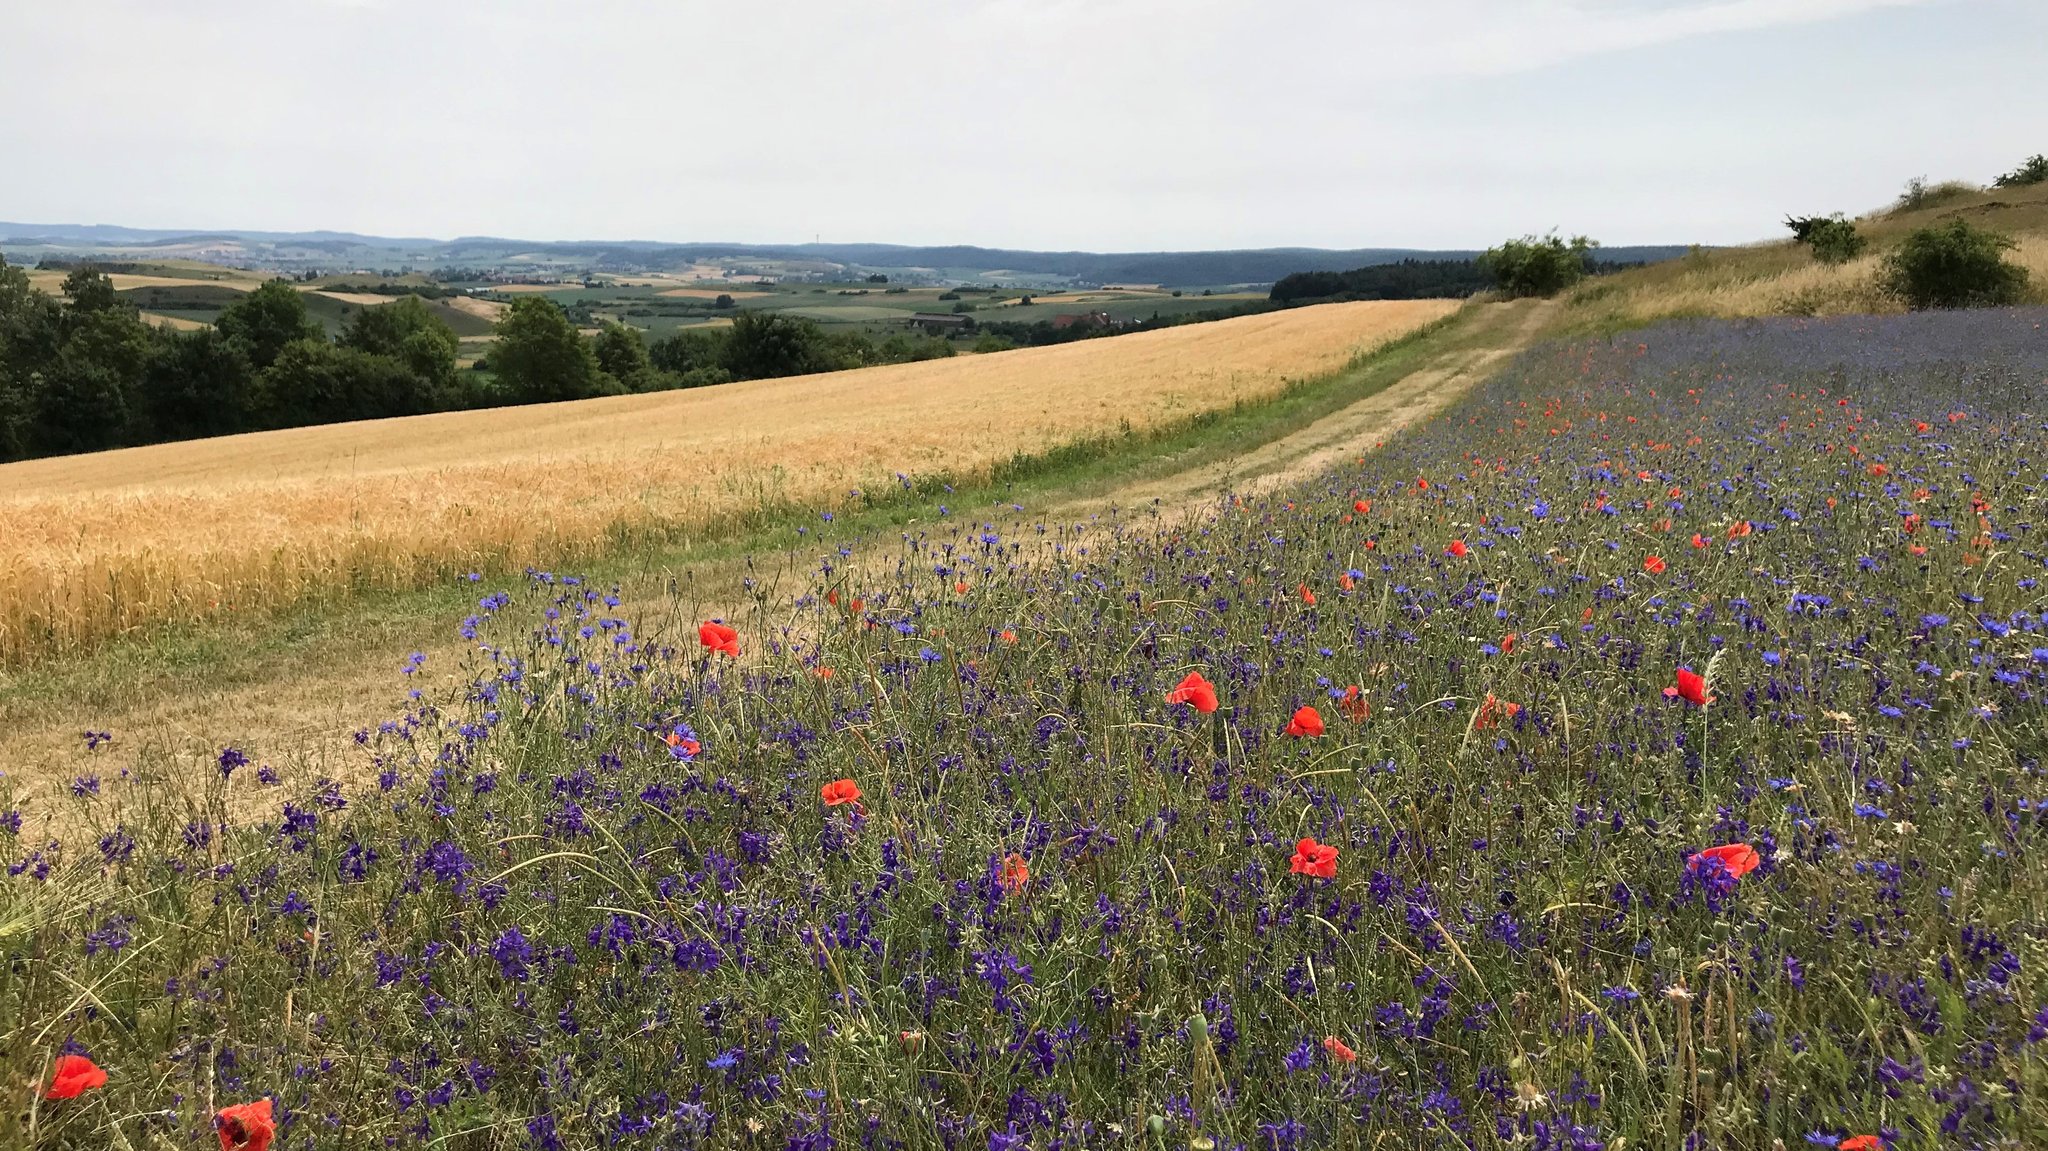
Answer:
0;261;972;461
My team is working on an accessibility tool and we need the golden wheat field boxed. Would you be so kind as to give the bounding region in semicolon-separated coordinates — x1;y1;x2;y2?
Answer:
0;299;1454;661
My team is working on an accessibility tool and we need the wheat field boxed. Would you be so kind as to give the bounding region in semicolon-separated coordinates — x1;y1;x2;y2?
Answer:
0;299;1454;661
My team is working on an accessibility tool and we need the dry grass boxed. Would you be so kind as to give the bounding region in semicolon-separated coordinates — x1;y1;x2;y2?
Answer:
1561;182;2048;331
0;299;1453;662
26;270;264;295
308;290;404;307
443;296;510;322
137;311;210;331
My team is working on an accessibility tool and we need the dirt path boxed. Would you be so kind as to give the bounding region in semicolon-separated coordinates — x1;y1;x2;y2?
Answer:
1047;298;1553;521
0;300;1554;786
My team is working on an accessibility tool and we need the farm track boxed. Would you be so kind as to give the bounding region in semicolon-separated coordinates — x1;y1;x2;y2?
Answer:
1045;299;1553;521
0;301;1552;786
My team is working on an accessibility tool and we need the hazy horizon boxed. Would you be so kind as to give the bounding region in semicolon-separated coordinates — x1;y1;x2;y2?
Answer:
4;0;2041;251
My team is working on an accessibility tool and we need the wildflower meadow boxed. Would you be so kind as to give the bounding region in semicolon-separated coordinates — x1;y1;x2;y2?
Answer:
6;307;2047;1149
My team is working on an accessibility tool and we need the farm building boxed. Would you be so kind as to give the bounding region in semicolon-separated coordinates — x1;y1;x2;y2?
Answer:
907;312;973;334
1051;311;1116;331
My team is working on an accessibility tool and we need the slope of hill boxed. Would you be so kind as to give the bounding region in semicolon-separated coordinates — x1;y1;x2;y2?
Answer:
1555;181;2048;332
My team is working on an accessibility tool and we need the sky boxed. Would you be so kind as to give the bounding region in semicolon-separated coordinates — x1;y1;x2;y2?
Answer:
2;0;2042;251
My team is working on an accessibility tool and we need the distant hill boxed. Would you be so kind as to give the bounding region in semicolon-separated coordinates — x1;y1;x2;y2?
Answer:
0;222;1692;287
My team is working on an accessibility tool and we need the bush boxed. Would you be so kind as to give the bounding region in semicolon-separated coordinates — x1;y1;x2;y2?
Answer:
1785;214;1866;265
1879;219;2031;309
1890;176;1979;214
1480;233;1596;298
1993;153;2048;188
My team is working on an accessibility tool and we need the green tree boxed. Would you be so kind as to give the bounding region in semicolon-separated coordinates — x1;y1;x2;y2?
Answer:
649;328;729;376
57;308;153;443
592;321;655;390
1786;214;1866;265
1993;154;2048;188
722;310;828;380
490;296;602;403
1480;233;1597;298
340;295;460;403
1880;220;2031;309
60;266;124;315
217;280;325;370
144;327;254;441
257;339;424;428
32;361;128;453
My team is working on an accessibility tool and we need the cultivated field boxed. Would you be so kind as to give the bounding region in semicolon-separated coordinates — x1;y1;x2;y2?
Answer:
0;299;1453;661
12;305;2043;1149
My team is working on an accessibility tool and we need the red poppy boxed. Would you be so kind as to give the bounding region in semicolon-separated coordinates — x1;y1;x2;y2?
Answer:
1416;477;1430;490
1902;513;1921;535
999;629;1018;645
999;853;1030;895
1840;1138;1882;1151
1447;540;1468;558
1298;583;1316;606
216;1099;275;1151
1867;463;1887;477
1499;633;1517;655
1285;706;1325;738
1690;533;1708;549
1686;843;1760;879
664;731;700;758
1338;685;1370;722
1337;572;1355;591
1290;836;1338;878
45;1054;106;1100
1322;1035;1358;1064
1727;520;1752;539
1166;671;1220;714
814;667;835;680
1353;499;1372;514
848;597;865;614
1665;667;1712;707
1475;693;1521;730
1643;555;1666;574
825;589;840;606
820;778;863;811
698;621;739;658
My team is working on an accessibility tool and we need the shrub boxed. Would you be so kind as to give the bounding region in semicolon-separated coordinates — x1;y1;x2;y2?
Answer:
1480;233;1596;298
1993;153;2048;188
1785;214;1866;265
1879;219;2030;309
1890;176;1978;214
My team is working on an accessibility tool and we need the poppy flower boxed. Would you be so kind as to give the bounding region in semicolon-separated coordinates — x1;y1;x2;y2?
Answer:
46;1054;107;1100
1298;583;1316;606
1664;667;1712;707
1416;477;1430;490
1686;843;1760;879
664;730;699;759
1690;533;1707;549
1475;693;1521;730
1289;837;1338;878
1867;463;1887;477
1727;520;1752;539
216;1099;275;1151
1840;1138;1882;1151
1165;671;1219;714
1322;1035;1358;1064
815;666;835;679
820;778;863;811
999;853;1030;895
1643;555;1666;574
954;580;969;595
999;629;1018;645
1285;706;1325;738
698;621;739;658
1902;513;1921;535
1353;499;1371;514
1447;540;1468;558
848;597;865;614
825;589;840;606
1499;633;1517;655
1337;572;1355;591
1338;685;1369;722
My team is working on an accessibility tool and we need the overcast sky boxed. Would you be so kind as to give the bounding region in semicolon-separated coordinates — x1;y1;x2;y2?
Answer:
2;0;2041;251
